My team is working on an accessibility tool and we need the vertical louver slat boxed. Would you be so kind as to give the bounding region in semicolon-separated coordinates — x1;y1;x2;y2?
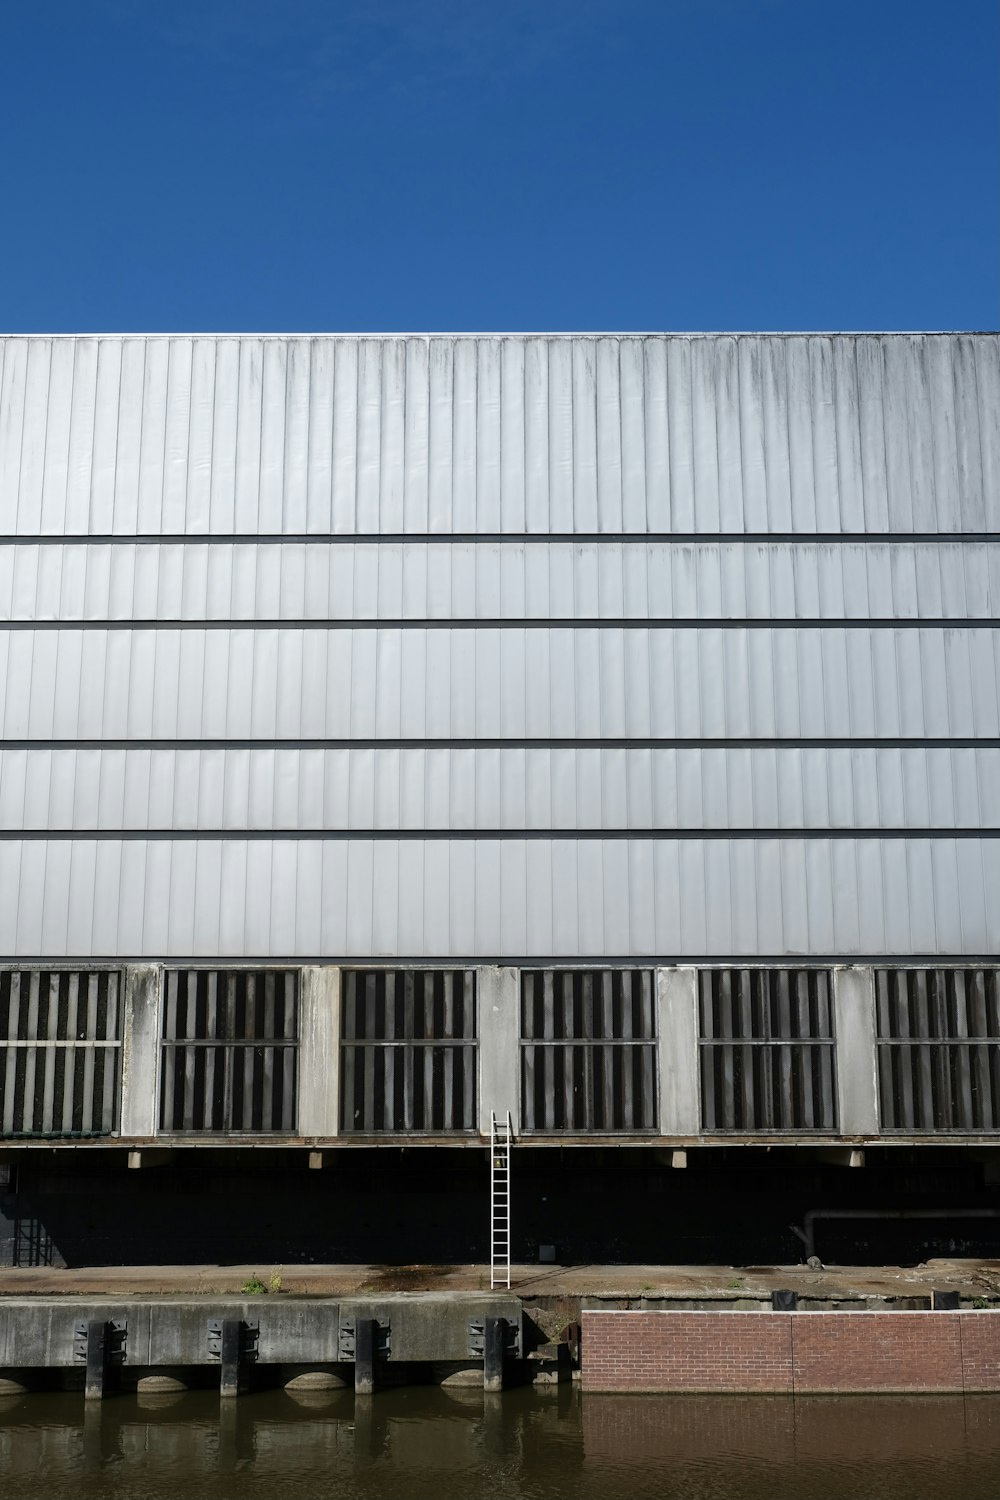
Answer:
0;970;124;1137
876;969;1000;1132
342;972;358;1128
699;969;838;1133
462;970;476;1130
518;970;657;1134
339;969;477;1134
158;969;298;1135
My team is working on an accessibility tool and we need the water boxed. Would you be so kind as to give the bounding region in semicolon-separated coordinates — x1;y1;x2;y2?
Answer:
0;1387;997;1499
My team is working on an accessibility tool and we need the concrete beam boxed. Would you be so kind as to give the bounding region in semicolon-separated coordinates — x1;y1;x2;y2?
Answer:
833;967;879;1136
120;966;161;1140
656;968;700;1137
298;967;341;1139
478;967;520;1136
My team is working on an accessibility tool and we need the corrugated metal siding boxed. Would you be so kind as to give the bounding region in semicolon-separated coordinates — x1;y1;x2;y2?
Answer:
0;837;997;959
1;747;997;832
0;333;997;960
1;626;997;739
3;540;998;621
1;335;997;535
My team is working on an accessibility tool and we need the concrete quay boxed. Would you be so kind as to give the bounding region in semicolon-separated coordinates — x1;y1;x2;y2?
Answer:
0;1260;998;1399
0;1291;525;1398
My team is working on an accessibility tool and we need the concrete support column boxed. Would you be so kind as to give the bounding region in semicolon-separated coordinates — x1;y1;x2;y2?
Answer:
656;967;700;1137
478;966;520;1136
120;965;161;1139
298;966;341;1139
833;966;879;1136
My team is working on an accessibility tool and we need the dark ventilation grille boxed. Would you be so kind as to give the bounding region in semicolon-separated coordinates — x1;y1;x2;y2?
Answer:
876;969;1000;1132
340;970;477;1134
699;969;837;1133
520;970;657;1134
159;971;298;1134
0;971;122;1137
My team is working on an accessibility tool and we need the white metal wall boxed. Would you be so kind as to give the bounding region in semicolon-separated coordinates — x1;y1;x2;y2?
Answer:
2;541;999;621
1;335;997;535
0;333;997;959
1;747;996;831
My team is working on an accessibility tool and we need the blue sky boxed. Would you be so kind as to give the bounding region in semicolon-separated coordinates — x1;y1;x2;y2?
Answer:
1;0;996;332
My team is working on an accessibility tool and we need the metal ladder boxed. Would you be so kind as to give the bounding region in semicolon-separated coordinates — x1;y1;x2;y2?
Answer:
490;1110;512;1290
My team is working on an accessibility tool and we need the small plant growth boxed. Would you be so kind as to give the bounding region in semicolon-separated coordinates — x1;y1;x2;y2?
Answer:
241;1275;268;1296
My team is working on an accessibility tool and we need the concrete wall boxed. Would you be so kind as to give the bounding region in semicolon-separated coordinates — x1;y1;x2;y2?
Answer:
582;1310;1000;1393
0;1294;521;1368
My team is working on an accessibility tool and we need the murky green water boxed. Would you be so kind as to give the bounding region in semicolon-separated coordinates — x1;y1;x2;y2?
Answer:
0;1387;997;1499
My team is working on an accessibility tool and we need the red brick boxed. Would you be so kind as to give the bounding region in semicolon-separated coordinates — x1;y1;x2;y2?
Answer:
581;1310;1000;1395
960;1314;1000;1392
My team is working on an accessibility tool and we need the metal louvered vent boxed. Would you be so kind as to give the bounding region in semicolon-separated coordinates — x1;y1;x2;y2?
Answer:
876;969;1000;1132
0;970;123;1138
340;970;477;1134
520;970;657;1134
699;969;837;1133
159;970;298;1134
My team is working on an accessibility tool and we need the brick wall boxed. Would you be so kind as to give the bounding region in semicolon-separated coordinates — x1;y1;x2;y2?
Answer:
582;1310;1000;1393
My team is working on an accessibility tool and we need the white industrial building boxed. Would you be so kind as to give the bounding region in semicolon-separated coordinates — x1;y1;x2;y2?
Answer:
0;332;997;1266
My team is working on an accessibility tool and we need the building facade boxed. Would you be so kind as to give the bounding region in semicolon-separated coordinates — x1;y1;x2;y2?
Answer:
0;332;998;1262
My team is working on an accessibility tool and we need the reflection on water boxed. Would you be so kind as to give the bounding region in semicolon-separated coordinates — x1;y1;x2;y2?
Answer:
0;1386;997;1499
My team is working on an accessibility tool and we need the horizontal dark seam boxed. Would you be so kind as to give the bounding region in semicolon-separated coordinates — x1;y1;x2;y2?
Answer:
876;1038;1000;1045
1;828;996;841
3;618;998;631
1;737;996;751
159;1039;296;1047
0;531;997;546
697;1038;834;1047
5;954;998;968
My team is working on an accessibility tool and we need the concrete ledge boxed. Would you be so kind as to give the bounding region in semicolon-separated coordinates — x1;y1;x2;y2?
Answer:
582;1309;1000;1394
